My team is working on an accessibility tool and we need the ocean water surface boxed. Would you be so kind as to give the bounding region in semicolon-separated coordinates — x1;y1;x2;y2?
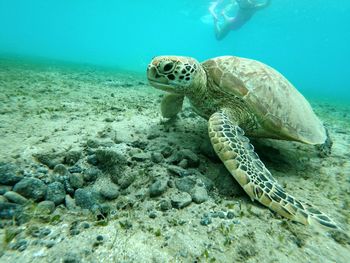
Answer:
0;0;349;101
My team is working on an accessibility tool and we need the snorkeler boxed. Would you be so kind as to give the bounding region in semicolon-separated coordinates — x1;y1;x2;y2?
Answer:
209;0;271;40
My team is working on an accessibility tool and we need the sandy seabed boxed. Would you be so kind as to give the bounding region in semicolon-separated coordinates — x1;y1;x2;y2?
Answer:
0;59;349;263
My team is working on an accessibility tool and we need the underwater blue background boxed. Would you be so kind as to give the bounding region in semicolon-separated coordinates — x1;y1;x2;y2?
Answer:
0;0;349;102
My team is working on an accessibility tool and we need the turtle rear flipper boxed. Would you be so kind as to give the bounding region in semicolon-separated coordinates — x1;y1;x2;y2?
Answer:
208;110;339;229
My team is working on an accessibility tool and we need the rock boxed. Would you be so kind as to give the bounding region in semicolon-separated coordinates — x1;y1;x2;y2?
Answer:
68;165;82;174
95;149;127;172
131;152;150;162
46;182;66;205
87;155;98;165
149;179;168;197
13;178;47;202
178;159;188;169
8;239;28;251
199;139;218;160
227;211;235;219
117;172;136;189
0;202;21;219
74;188;99;209
190;186;209;204
150;152;164;163
65;195;77;210
170;192;192;209
175;177;196;193
34;153;61;169
69;173;84;189
83;167;101;182
63;151;82;166
159;199;172;211
0;195;7;203
0;185;12;195
167;165;190;177
200;214;212;226
37;200;55;214
63;177;74;195
63;252;81;263
0;163;23;185
161;145;173;158
100;184;119;200
4;191;28;204
177;149;200;167
53;164;69;176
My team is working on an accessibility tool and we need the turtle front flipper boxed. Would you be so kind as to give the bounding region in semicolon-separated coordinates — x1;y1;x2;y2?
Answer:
208;110;339;229
160;94;184;118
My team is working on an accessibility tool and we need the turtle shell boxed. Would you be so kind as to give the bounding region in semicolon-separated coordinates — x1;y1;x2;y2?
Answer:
202;56;326;144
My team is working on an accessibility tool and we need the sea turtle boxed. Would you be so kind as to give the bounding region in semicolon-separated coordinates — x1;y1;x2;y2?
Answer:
147;55;338;229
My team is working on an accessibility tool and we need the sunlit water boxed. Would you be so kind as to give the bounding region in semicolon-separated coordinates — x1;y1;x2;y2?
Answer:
0;0;349;102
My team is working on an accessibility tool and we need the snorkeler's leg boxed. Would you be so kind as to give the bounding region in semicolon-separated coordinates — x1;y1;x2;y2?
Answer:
255;0;271;10
209;1;221;21
221;10;234;24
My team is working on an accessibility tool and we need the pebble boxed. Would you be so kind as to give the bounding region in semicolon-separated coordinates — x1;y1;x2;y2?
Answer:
63;151;82;166
178;159;188;169
68;165;82;174
95;149;127;170
13;177;47;202
0;163;23;185
53;164;69;176
227;211;235;219
74;188;99;209
37;200;55;214
63;252;81;263
161;145;173;158
9;239;28;251
170;192;192;209
167;165;190;177
131;152;150;162
117;172;136;189
190;186;209;204
0;195;7;203
63;177;74;195
46;182;66;205
199;139;217;160
149;211;157;219
177;149;199;167
0;185;12;195
200;214;212;226
87;155;98;166
151;152;164;163
96;235;104;242
4;191;28;204
100;184;120;200
37;167;48;174
65;195;77;210
34;153;60;169
0;202;20;219
159;199;172;211
175;177;196;193
69;173;84;189
149;179;168;197
83;167;101;182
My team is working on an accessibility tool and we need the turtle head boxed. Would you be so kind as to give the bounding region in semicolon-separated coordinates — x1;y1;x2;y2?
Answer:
147;56;206;94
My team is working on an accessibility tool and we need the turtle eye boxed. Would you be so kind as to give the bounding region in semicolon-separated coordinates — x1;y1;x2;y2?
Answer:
163;62;174;73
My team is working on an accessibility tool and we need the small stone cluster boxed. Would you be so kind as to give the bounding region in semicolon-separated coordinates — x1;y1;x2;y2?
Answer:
0;138;215;228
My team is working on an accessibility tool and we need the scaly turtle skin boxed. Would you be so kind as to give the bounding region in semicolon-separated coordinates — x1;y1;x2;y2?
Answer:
147;55;338;229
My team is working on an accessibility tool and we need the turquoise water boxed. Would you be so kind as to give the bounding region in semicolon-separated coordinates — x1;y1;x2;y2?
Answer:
0;0;349;102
